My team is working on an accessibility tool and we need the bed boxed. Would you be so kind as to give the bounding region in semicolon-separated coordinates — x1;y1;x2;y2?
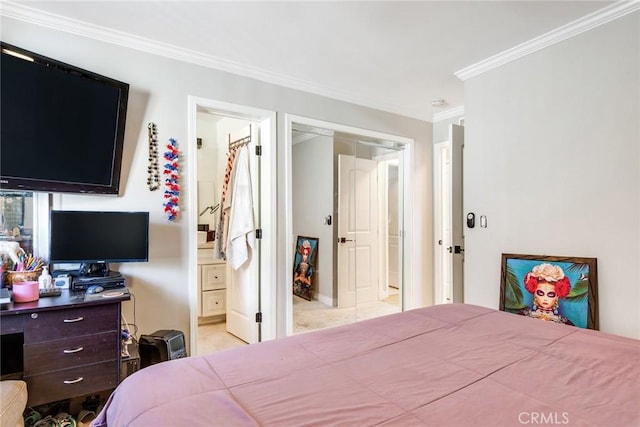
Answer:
93;304;640;426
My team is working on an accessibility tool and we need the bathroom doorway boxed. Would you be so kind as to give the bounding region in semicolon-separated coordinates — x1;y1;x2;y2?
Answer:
187;97;276;356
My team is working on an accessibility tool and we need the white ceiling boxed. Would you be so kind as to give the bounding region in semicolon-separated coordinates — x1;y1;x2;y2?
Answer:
4;1;619;121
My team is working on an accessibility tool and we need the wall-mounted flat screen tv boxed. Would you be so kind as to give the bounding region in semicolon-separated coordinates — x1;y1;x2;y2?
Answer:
0;42;129;195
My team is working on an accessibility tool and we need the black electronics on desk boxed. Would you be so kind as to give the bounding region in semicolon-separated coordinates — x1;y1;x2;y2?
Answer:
71;272;126;291
139;330;187;368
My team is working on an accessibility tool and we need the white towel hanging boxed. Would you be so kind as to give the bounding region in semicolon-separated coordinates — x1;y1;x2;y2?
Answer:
226;145;255;269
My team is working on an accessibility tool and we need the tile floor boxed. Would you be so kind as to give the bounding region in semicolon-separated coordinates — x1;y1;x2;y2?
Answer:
196;322;247;355
293;288;400;334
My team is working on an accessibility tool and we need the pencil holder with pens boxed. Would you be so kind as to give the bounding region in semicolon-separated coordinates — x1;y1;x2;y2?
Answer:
5;251;45;288
0;248;45;288
6;269;42;288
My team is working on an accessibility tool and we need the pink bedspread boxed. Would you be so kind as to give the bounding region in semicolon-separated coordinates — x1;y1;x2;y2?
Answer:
93;304;640;426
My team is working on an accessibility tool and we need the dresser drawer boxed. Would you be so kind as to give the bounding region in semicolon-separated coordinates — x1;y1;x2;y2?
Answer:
26;360;118;407
202;264;226;291
0;314;23;334
198;248;215;263
202;289;226;316
24;331;118;375
24;304;119;344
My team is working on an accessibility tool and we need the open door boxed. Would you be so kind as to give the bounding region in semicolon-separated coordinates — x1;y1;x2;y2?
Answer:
225;124;260;343
337;154;379;308
434;123;464;304
386;162;400;295
450;124;464;303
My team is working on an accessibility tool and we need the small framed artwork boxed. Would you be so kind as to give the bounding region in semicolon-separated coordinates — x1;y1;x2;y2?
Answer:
500;254;598;329
293;236;318;301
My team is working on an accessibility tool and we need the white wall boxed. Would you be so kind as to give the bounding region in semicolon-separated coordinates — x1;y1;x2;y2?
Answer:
2;17;432;343
464;13;640;338
292;135;334;303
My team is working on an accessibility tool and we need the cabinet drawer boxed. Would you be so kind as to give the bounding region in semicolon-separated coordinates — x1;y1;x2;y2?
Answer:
198;248;215;263
202;290;226;316
26;360;118;407
24;304;119;344
0;314;23;334
202;265;226;290
24;331;118;375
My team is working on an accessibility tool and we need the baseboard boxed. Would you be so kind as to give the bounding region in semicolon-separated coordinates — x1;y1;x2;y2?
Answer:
316;292;333;307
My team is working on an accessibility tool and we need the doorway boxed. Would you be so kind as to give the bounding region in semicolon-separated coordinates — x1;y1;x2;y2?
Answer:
285;115;414;335
187;97;276;356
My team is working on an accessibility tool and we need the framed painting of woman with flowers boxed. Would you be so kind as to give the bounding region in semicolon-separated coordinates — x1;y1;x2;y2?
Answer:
499;254;598;330
292;236;318;301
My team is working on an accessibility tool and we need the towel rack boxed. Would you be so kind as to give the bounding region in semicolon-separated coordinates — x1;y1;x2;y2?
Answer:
228;127;252;150
199;204;219;216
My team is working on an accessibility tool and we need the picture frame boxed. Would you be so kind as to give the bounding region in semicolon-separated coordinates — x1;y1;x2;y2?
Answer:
500;254;598;330
292;236;318;301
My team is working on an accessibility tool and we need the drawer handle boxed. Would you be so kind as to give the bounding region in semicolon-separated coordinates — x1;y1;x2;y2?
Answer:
63;347;84;354
63;316;84;323
63;377;84;384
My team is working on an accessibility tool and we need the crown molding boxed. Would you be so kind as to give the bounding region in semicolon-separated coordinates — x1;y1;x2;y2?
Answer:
432;106;465;123
0;1;426;121
455;1;640;81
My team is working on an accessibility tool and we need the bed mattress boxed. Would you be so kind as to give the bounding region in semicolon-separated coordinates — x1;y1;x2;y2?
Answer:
93;304;640;426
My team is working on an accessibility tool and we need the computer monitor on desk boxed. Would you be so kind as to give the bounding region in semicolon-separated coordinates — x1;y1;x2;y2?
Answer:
49;210;149;287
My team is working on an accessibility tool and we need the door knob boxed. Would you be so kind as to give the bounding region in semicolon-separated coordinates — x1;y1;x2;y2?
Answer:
338;237;354;243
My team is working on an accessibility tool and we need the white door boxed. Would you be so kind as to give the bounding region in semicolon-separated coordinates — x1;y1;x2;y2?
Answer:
376;159;399;302
387;163;400;289
226;124;260;343
433;124;464;304
337;155;379;308
450;124;464;303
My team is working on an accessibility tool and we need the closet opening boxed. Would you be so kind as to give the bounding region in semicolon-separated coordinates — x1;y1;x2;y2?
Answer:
284;115;415;336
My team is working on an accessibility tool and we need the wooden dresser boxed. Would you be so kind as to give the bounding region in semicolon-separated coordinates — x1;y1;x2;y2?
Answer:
0;289;130;406
198;244;227;318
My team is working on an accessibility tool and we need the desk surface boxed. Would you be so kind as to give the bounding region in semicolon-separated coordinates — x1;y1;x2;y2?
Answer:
1;287;130;319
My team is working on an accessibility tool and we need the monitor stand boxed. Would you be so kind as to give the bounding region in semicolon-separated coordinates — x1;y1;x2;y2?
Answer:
78;262;111;277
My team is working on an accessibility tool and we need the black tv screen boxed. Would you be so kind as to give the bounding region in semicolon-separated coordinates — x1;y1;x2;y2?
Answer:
0;42;129;195
49;211;149;266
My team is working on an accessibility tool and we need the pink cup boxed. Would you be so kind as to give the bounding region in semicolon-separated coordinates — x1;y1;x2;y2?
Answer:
12;281;40;303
